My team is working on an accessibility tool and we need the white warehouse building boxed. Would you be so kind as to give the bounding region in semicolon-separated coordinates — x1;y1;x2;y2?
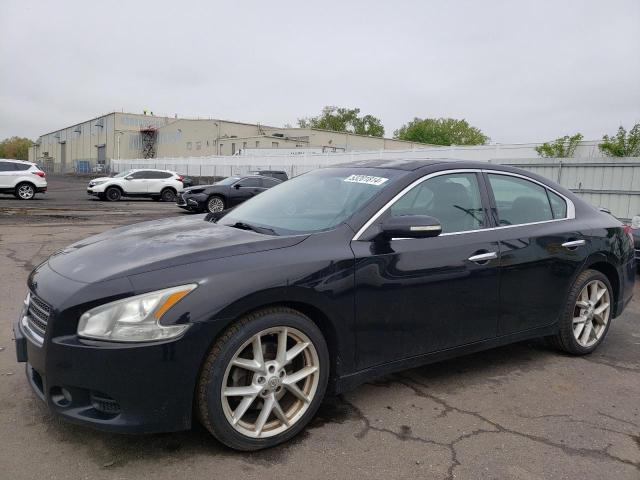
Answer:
28;112;428;173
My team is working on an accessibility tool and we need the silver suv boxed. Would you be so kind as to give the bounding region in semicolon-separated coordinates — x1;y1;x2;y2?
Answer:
0;159;47;200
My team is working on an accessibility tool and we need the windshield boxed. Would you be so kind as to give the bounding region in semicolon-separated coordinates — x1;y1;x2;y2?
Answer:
218;167;407;235
215;176;242;186
113;170;132;178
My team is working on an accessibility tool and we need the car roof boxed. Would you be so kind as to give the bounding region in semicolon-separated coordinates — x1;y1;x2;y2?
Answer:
0;158;33;164
127;168;176;173
331;158;458;170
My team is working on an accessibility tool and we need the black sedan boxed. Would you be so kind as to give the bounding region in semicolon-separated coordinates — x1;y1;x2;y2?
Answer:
177;175;282;213
631;217;640;269
14;159;635;451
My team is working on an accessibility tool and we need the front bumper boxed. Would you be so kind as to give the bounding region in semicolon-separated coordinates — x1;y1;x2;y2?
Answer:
176;193;206;211
13;268;219;434
15;315;216;433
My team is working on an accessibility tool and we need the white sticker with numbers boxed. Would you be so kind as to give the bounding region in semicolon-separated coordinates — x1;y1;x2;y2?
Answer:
344;174;389;186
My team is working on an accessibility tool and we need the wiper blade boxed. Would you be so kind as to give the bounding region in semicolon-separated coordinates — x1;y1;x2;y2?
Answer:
231;222;277;235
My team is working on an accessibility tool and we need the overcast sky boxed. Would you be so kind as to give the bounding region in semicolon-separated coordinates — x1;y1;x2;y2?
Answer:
1;0;639;143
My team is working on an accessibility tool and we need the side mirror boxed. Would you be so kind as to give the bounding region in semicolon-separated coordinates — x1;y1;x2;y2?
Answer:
124;176;134;180
234;184;242;189
380;215;442;239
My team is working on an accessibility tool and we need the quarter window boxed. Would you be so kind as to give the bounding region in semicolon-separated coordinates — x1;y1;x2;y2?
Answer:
390;172;485;234
487;174;553;226
547;190;567;219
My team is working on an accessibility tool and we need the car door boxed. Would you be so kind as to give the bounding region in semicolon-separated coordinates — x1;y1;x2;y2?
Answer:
228;177;262;206
145;171;170;194
483;171;591;335
125;171;150;194
351;170;501;370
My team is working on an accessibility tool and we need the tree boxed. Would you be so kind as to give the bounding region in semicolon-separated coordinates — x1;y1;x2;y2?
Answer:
0;136;34;160
297;106;385;137
598;124;640;157
393;118;488;146
535;133;583;158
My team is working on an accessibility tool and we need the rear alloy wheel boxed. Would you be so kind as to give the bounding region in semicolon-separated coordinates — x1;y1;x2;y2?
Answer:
105;187;122;202
15;183;35;200
207;196;225;213
197;308;328;450
550;269;613;354
161;188;176;202
572;280;611;348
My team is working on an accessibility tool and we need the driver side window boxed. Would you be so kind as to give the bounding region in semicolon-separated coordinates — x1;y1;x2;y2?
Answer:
389;172;485;234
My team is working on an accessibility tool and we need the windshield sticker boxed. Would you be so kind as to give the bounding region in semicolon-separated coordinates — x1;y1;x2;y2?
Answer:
344;174;389;186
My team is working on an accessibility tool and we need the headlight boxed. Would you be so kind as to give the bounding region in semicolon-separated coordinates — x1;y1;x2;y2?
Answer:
90;180;107;186
77;284;197;342
187;188;205;194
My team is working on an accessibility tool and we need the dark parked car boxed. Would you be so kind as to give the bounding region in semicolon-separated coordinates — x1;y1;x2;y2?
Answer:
248;170;288;182
14;159;635;451
177;174;281;213
630;216;640;269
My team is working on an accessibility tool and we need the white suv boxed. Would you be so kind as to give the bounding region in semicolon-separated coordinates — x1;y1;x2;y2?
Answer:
0;159;47;200
87;169;184;202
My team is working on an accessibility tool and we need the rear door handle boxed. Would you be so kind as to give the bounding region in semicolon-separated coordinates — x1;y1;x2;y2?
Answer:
562;240;585;249
468;252;498;263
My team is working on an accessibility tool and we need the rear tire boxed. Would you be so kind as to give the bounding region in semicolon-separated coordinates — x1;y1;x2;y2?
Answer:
549;269;613;355
15;182;35;200
161;188;176;202
196;307;329;451
105;187;122;202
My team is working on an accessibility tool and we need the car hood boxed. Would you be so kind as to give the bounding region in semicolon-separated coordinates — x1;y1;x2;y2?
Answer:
89;176;111;183
47;216;307;283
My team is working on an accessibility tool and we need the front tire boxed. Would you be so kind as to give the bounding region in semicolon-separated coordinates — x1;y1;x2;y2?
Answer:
197;307;329;451
207;195;225;213
105;187;122;202
549;269;613;355
15;182;35;200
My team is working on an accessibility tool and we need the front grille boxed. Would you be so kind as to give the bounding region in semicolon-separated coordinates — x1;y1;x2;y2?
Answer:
27;294;51;337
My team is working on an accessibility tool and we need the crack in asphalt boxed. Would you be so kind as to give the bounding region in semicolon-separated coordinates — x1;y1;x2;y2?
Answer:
579;356;640;373
341;374;639;479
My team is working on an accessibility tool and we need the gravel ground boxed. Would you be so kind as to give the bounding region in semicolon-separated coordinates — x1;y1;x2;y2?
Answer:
1;176;639;479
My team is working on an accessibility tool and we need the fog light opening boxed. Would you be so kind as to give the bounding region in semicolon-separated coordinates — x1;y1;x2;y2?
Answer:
50;386;72;407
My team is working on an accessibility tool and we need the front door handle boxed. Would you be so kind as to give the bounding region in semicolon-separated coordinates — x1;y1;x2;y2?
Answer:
562;240;586;249
468;251;498;264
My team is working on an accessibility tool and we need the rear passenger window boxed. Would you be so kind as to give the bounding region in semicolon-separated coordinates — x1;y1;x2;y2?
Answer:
547;190;567;219
13;163;31;171
488;174;553;226
239;178;261;187
262;177;281;187
0;162;13;171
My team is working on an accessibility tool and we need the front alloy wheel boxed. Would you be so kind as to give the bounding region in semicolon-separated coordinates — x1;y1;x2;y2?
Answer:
197;308;328;450
222;326;320;438
207;196;225;213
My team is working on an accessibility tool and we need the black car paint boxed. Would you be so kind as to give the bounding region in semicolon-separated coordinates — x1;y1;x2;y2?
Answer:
177;175;278;212
14;159;635;434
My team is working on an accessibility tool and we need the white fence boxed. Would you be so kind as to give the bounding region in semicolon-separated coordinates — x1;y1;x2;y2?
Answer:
111;151;640;220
